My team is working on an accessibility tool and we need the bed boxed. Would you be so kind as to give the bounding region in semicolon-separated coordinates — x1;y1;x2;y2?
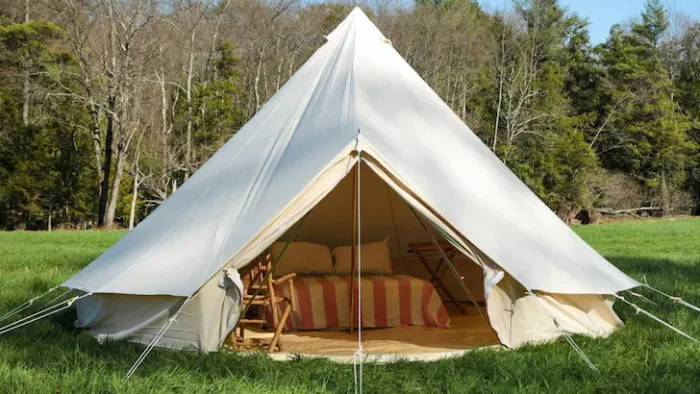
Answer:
262;240;450;331
268;274;450;331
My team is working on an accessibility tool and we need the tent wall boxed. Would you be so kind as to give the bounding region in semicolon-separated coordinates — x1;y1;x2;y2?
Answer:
75;156;623;353
486;274;623;348
76;265;240;352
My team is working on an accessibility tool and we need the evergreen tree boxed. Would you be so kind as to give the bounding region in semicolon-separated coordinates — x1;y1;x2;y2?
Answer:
598;1;696;213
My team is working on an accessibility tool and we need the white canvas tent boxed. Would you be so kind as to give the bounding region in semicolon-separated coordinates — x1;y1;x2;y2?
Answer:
62;8;642;354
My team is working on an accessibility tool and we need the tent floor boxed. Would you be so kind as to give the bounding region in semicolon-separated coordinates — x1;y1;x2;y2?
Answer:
235;305;500;362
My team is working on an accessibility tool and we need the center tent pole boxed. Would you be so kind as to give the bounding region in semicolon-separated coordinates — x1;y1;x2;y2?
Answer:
351;149;364;394
349;153;359;333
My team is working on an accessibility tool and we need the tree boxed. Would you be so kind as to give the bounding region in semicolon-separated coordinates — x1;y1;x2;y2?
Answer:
597;1;696;214
0;21;63;125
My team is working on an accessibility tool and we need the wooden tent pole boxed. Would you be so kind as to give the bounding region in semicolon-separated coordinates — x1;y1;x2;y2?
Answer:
349;160;358;333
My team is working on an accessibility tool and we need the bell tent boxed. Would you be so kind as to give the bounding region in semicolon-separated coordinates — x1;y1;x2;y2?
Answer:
9;8;680;365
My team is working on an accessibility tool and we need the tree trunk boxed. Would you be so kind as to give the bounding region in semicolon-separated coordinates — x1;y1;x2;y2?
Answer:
98;108;114;226
493;24;506;153
288;48;296;79
660;171;671;216
129;172;139;230
254;47;264;113
104;145;126;228
185;24;197;180
89;104;103;198
22;70;29;126
99;0;118;227
21;0;29;126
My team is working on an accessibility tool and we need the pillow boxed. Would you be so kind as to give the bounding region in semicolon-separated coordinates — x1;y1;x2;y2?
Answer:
270;242;335;276
332;238;393;275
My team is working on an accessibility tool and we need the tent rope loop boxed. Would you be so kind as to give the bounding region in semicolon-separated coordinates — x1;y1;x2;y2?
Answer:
642;276;700;314
625;290;658;306
0;292;91;337
614;294;698;343
0;286;59;324
45;289;75;308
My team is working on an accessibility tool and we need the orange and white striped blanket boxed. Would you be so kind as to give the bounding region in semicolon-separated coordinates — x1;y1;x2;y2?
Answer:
270;275;450;331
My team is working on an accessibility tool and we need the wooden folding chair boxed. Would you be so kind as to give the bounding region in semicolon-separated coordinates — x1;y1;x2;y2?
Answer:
228;250;297;352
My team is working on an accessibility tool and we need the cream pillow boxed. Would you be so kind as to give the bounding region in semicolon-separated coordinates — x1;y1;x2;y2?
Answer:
270;242;335;276
333;238;393;275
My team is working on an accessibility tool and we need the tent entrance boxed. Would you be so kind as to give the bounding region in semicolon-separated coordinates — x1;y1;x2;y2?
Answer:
275;160;488;308
233;160;499;358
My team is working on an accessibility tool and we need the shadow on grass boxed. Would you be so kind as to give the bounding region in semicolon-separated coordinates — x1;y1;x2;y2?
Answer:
609;256;700;279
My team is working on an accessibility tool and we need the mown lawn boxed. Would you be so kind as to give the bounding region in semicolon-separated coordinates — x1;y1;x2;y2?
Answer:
0;219;698;393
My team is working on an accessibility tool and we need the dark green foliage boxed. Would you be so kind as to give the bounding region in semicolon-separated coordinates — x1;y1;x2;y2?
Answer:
194;42;246;153
0;19;94;229
0;117;95;230
1;1;700;229
597;0;697;213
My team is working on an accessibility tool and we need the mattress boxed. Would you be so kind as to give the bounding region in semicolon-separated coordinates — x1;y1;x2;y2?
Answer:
269;275;450;331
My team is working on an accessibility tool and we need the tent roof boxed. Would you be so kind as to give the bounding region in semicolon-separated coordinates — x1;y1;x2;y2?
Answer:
63;8;639;297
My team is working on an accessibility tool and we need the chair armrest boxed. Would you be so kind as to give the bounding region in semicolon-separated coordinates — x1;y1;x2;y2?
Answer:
273;273;296;284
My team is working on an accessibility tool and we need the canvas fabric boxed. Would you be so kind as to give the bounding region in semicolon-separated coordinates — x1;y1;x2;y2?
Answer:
271;242;335;276
64;8;638;299
67;8;637;353
486;274;623;348
333;239;393;274
75;265;242;352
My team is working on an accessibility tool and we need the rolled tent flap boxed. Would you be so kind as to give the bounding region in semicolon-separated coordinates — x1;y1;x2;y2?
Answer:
486;274;623;348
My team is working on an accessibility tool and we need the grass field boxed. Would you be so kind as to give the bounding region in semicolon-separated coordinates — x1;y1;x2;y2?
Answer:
0;219;698;393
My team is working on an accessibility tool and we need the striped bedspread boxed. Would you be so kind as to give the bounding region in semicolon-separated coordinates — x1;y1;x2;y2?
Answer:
270;275;450;331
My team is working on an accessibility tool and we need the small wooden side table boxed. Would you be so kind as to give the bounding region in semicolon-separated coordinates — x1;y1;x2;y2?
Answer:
407;241;468;314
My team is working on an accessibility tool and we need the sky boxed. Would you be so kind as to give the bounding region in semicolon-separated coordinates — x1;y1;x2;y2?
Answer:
479;0;700;44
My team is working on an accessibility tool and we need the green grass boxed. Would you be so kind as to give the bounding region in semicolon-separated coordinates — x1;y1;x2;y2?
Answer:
0;219;699;393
